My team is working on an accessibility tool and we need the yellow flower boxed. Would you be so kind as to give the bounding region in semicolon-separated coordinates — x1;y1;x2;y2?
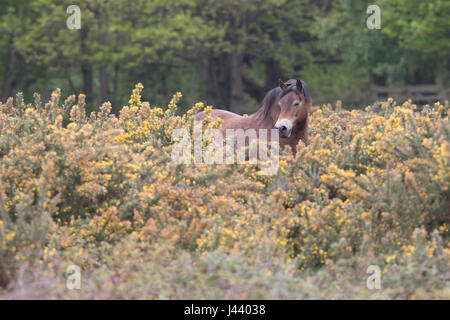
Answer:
5;232;16;242
386;255;395;263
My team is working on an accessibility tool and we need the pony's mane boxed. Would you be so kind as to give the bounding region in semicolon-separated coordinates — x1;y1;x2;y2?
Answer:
255;79;311;119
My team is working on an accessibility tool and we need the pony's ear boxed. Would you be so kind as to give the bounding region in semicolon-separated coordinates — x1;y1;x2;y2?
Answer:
279;79;288;90
296;79;303;93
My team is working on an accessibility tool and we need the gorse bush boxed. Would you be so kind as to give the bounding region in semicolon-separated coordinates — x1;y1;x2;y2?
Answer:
0;84;448;298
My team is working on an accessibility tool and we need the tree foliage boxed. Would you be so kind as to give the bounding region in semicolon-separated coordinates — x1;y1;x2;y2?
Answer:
0;0;448;110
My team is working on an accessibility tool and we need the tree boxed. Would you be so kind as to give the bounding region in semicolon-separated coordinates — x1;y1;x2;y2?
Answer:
0;0;37;102
192;0;316;112
381;0;450;100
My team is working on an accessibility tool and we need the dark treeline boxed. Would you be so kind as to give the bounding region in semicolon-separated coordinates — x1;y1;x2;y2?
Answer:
0;0;448;113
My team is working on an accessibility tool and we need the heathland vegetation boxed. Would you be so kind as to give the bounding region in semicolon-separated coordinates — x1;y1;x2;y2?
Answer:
0;84;448;298
1;0;449;299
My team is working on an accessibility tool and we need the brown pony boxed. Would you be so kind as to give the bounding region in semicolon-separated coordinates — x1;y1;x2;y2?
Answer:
195;79;312;156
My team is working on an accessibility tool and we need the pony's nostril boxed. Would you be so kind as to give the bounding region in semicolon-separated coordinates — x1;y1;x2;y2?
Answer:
280;125;287;132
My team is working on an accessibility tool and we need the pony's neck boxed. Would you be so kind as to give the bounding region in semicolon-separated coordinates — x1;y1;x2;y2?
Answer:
292;118;308;143
249;111;276;129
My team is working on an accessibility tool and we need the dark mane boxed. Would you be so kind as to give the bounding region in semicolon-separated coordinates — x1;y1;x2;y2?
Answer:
256;86;282;118
254;79;311;119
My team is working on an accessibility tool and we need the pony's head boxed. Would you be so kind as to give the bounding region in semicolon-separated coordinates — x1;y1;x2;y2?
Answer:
274;79;311;138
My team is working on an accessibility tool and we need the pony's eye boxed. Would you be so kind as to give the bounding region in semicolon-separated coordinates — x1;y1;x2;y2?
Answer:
294;102;300;107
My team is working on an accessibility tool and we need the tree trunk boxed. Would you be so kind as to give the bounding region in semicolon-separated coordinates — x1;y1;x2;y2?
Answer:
81;62;93;103
80;28;93;103
1;43;17;102
230;50;244;113
11;53;25;97
99;65;110;103
436;57;449;102
202;53;234;110
265;58;283;91
202;56;218;107
112;64;120;114
190;72;198;106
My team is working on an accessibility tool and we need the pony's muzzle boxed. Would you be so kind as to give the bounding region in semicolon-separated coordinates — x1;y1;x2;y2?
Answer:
275;119;293;138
